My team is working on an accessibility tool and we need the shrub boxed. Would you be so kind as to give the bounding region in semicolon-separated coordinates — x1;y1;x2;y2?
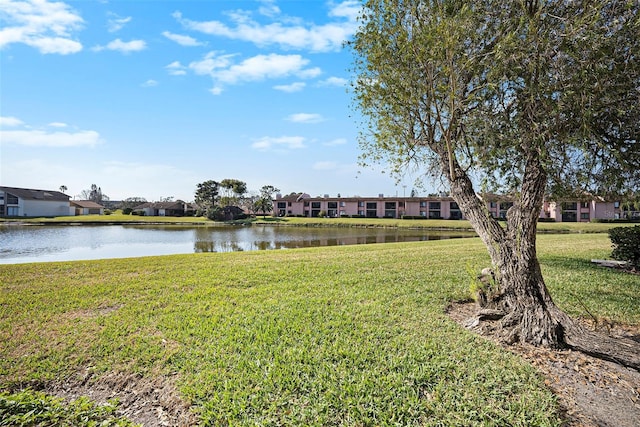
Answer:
104;209;112;215
122;207;133;215
608;225;640;268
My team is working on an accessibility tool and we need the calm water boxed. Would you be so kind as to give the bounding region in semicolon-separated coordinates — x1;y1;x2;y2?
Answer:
0;224;476;264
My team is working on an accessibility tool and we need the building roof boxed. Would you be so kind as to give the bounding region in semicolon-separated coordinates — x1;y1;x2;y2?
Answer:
70;200;104;208
0;186;70;202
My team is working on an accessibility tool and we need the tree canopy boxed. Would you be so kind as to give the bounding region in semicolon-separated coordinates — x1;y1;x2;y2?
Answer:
352;0;640;198
351;0;640;368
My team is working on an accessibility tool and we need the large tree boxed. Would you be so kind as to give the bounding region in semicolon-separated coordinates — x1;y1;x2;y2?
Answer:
219;178;248;207
351;0;640;368
79;184;108;204
195;180;220;218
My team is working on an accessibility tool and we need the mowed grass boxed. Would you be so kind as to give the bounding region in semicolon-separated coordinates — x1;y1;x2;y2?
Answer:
5;211;634;234
1;234;638;425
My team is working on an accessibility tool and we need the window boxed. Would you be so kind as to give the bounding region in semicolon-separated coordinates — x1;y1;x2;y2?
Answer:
366;202;377;218
428;211;441;219
311;202;321;209
340;201;345;207
0;206;4;216
328;202;338;209
489;201;497;208
420;201;427;208
581;202;589;209
7;206;19;216
581;212;590;220
561;202;577;210
304;201;309;207
429;201;440;210
288;202;292;207
450;201;462;219
7;193;18;204
277;202;286;209
384;201;396;218
614;201;620;208
358;201;365;207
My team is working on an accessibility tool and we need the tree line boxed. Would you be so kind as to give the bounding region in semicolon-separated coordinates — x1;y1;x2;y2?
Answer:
195;180;279;220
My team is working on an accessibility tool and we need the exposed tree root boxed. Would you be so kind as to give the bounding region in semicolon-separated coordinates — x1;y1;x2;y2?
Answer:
463;303;640;372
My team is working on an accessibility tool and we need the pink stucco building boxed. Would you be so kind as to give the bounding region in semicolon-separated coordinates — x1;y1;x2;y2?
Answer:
274;193;622;222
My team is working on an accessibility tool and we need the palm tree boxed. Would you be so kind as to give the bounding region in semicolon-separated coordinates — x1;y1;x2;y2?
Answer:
59;185;67;194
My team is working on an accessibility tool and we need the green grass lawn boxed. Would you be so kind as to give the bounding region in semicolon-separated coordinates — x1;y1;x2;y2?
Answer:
1;234;638;425
3;211;633;234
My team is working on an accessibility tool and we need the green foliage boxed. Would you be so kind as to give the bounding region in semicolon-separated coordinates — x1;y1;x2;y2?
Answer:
351;0;640;197
0;389;138;426
122;208;133;215
194;180;220;217
609;226;640;267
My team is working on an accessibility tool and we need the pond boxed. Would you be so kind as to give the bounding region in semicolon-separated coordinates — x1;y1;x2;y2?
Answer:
0;224;477;264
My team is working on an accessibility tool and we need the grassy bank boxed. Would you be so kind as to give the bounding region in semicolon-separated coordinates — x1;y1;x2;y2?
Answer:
1;234;638;425
2;212;631;234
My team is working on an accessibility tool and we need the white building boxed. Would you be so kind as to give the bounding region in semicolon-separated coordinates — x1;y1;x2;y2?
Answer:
0;186;71;218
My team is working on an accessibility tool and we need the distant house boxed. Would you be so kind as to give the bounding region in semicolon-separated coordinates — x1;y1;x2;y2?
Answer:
70;200;105;215
0;186;71;217
220;205;246;221
543;198;621;222
133;200;196;217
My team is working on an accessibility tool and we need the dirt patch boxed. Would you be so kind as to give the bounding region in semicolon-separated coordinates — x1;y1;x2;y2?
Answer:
447;301;640;427
48;370;196;427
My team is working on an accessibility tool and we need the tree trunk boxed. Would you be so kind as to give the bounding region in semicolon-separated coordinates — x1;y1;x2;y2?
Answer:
440;148;640;371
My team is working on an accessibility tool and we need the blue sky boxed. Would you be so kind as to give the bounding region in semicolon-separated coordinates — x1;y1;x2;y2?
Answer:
0;0;427;202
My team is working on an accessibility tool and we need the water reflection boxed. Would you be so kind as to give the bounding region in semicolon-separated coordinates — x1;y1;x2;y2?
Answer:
0;224;476;264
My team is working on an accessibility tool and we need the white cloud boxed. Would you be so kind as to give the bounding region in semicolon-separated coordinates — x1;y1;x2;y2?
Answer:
0;116;25;127
0;0;84;54
257;0;280;18
48;122;68;128
107;13;131;32
313;161;338;170
273;82;305;92
189;52;320;94
93;38;146;53
0;129;101;147
173;1;360;53
141;79;158;87
319;76;347;87
165;61;187;76
188;51;236;75
162;31;203;46
251;136;305;151
287;113;324;124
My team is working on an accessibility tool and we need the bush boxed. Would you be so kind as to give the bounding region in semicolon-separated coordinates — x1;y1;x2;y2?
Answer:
122;207;133;215
537;217;555;222
609;225;640;268
104;209;112;215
